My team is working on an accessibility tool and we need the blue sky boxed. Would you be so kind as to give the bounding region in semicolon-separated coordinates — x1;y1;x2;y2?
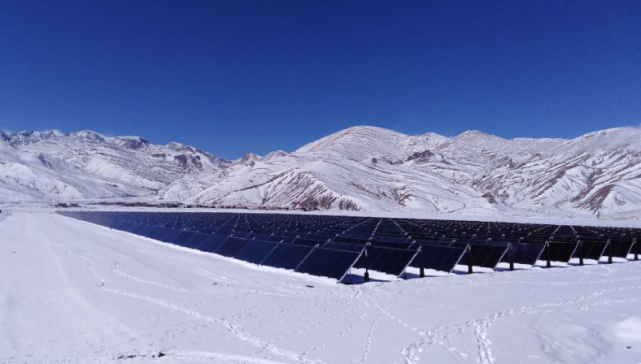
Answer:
1;0;639;158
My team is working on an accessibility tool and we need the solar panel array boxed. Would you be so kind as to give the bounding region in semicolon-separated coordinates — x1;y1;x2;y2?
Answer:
58;211;640;283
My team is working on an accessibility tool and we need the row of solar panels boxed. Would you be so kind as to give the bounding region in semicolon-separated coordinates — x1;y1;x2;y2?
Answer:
71;210;638;248
58;211;470;278
61;212;363;281
57;211;640;282
79;210;634;241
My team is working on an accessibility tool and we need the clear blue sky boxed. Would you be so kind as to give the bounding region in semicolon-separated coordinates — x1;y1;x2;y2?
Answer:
1;1;639;158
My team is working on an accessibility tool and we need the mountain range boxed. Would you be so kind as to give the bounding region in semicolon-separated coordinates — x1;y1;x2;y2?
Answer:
2;126;640;217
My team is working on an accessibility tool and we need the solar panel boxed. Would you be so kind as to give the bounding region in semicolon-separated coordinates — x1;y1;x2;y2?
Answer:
411;245;465;273
437;247;467;272
261;243;314;270
420;245;448;270
333;236;368;244
501;243;545;266
197;234;230;252
370;247;418;276
354;245;384;269
458;244;508;269
295;248;361;281
266;235;285;243
234;240;279;265
57;210;641;282
370;241;412;249
544;242;578;263
609;238;635;258
159;229;183;243
323;242;366;252
573;240;608;261
110;221;127;230
171;231;196;247
230;231;250;239
483;245;509;268
182;232;211;249
216;237;250;257
127;223;148;235
149;227;173;241
290;238;322;247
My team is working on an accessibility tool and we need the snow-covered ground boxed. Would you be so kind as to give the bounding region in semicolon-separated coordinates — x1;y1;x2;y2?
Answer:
2;211;641;364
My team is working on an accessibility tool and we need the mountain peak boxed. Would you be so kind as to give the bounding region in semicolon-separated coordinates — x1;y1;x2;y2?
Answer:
111;136;150;150
238;152;261;164
0;130;65;145
295;125;406;156
341;125;397;134
70;130;106;142
19;130;65;137
456;130;502;139
166;142;185;149
262;150;288;161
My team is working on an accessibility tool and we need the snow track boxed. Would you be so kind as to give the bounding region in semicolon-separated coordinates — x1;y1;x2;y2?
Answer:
1;211;641;364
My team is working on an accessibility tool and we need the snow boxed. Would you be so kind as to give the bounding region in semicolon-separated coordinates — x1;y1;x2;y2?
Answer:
613;317;641;343
2;210;641;364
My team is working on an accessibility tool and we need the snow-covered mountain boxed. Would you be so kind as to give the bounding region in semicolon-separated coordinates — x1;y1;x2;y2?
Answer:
2;126;640;216
0;130;228;203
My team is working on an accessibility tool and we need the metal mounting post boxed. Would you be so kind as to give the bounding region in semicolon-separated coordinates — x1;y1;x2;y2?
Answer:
578;241;584;266
364;245;370;283
546;242;551;268
419;247;425;278
509;243;514;271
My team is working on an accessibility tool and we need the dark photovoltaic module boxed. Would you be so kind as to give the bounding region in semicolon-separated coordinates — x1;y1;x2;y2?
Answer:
57;211;640;283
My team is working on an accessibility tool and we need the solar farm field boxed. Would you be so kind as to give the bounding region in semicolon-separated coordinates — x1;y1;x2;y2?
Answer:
2;210;641;364
59;211;640;283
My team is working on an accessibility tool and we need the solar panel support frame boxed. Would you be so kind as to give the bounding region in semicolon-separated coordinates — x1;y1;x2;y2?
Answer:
399;248;421;278
363;244;370;283
337;249;364;284
448;247;467;274
534;245;545;264
578;240;584;266
490;246;509;270
419;246;425;278
545;241;551;268
594;240;609;262
508;243;514;271
620;237;636;260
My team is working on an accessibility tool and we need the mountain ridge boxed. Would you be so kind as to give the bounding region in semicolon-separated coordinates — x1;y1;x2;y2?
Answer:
1;125;640;217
